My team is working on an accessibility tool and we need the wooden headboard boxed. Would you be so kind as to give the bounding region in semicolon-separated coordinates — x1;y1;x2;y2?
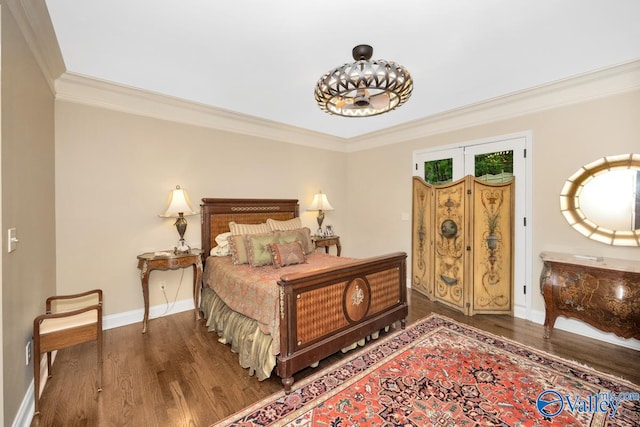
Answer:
200;198;299;258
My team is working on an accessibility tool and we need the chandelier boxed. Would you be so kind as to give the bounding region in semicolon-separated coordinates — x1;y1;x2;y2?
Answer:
314;44;413;117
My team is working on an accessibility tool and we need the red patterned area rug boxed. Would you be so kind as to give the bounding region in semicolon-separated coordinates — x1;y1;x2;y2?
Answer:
214;314;639;427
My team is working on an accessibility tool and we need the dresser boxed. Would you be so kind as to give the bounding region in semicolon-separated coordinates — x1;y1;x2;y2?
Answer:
539;251;640;340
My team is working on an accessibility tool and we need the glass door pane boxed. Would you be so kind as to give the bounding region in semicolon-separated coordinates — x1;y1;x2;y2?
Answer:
473;150;514;183
424;158;453;185
414;147;464;184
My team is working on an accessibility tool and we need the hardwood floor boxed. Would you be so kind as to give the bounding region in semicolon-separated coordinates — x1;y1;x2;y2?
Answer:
31;290;639;427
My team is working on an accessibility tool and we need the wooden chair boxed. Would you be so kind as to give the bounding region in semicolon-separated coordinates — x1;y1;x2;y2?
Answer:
32;289;103;415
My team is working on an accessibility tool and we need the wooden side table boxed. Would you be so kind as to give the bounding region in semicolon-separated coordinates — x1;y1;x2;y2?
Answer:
136;249;203;333
312;235;341;256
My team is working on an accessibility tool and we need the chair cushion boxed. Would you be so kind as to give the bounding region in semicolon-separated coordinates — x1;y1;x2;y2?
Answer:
39;311;98;334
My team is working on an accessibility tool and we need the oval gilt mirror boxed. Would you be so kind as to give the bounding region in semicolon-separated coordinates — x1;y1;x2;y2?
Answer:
560;153;640;246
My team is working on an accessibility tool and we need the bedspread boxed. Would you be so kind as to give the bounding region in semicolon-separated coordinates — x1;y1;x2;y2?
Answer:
203;253;354;355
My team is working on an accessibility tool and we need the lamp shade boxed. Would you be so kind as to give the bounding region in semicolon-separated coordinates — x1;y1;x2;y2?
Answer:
308;192;334;212
159;185;198;217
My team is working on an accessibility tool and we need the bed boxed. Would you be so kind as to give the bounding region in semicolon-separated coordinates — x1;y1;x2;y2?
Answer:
199;198;408;393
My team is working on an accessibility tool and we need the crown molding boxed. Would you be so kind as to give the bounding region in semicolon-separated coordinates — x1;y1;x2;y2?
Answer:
10;0;640;153
55;73;346;152
55;60;640;154
4;0;66;92
345;59;640;152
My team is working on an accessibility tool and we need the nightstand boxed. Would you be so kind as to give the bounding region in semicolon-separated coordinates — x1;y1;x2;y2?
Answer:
136;249;203;333
311;235;341;257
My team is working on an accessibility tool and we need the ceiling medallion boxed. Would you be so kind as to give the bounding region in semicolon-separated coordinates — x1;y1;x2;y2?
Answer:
314;44;413;117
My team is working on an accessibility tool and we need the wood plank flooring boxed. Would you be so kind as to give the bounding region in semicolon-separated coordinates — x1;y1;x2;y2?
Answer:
31;290;639;426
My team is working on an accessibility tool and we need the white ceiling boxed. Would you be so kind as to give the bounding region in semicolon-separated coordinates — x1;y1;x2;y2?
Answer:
44;0;640;139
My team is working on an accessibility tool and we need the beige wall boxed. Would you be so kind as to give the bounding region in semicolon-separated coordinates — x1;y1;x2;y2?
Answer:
3;8;637;421
1;4;57;424
55;90;640;316
346;90;640;318
0;0;636;422
55;88;640;332
55;101;347;316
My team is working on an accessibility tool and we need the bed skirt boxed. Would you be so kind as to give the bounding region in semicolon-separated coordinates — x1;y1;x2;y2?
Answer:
201;286;394;382
200;287;276;381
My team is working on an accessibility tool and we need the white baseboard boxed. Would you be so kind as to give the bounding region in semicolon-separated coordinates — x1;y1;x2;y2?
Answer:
526;308;640;351
12;351;54;427
513;304;639;351
12;299;194;427
12;381;34;427
103;298;195;330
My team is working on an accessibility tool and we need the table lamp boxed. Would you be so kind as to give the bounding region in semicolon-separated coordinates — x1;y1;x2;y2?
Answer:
160;185;198;253
308;191;334;235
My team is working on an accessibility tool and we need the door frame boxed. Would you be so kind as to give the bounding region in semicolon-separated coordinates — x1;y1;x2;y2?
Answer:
413;131;533;319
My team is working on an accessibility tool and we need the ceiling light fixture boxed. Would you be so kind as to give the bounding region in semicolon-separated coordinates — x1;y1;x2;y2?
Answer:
314;44;413;118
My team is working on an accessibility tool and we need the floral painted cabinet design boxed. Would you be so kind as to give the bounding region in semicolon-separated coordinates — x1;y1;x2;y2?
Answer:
412;176;514;315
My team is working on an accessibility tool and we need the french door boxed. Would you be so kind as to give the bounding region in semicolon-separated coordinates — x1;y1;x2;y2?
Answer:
413;134;530;316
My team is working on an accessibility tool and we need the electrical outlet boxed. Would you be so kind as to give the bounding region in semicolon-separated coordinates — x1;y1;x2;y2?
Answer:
159;280;166;290
25;341;31;366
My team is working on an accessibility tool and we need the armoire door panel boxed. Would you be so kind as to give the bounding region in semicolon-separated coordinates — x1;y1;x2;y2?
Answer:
412;175;514;316
470;178;514;315
433;177;467;313
411;177;433;298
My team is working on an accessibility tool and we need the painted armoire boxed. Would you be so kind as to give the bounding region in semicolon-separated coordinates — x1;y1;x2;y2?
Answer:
412;175;514;315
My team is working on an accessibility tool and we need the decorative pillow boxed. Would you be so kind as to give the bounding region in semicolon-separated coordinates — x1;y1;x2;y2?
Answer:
210;231;232;256
267;217;302;231
215;231;232;247
269;241;307;268
245;233;279;267
277;227;314;254
229;222;270;236
228;234;249;265
210;245;230;257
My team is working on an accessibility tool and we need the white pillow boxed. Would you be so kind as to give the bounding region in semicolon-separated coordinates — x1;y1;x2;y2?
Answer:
267;217;302;231
210;245;230;256
215;232;232;247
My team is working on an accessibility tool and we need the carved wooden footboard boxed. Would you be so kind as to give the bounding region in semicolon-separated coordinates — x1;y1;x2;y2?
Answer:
277;252;407;393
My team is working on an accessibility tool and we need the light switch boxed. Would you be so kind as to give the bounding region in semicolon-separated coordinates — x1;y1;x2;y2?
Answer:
8;228;18;252
401;212;410;221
